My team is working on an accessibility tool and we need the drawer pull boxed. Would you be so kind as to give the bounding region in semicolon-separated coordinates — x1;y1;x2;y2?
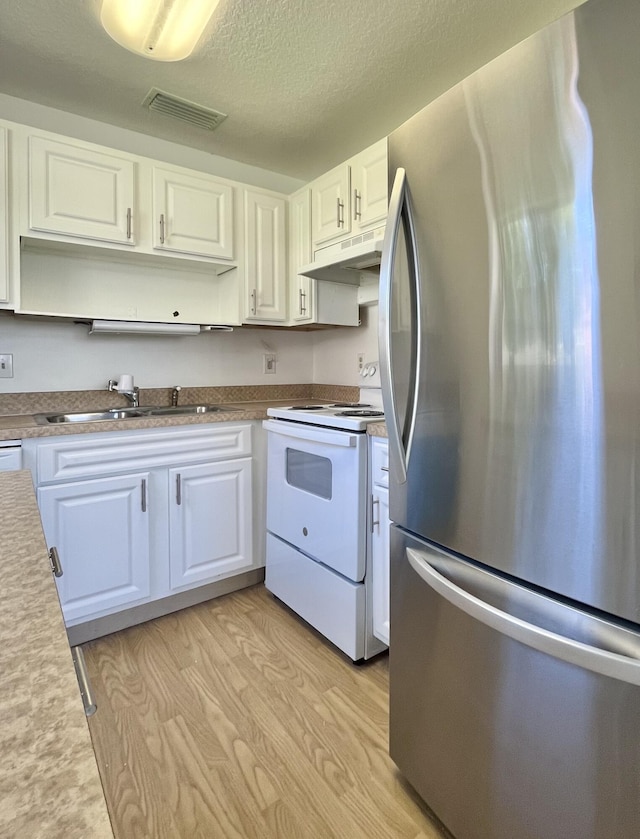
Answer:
49;546;63;577
381;465;389;472
371;497;380;530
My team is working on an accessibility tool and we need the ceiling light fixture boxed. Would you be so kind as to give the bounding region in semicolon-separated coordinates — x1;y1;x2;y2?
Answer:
100;0;221;62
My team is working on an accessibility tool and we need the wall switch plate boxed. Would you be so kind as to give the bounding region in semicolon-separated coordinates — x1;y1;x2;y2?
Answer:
263;353;277;374
0;354;13;378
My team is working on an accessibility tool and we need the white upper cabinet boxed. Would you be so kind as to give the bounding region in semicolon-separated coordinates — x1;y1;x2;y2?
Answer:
311;163;351;247
351;138;388;231
0;127;8;303
152;166;234;260
288;187;313;323
310;138;388;251
243;188;287;323
29;136;135;245
288;186;359;326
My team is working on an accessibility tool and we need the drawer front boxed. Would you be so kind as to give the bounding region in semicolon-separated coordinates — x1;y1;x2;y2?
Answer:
34;424;252;484
371;437;389;487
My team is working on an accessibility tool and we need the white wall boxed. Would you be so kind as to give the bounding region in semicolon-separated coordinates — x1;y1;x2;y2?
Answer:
0;307;379;393
0;312;315;392
312;304;380;385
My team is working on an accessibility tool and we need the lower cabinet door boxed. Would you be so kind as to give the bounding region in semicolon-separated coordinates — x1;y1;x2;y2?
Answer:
169;458;252;590
38;472;151;623
371;484;390;645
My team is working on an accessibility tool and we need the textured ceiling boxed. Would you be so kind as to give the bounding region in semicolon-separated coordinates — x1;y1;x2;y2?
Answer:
0;0;585;181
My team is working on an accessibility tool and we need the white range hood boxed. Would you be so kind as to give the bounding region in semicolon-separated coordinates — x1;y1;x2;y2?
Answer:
299;227;384;284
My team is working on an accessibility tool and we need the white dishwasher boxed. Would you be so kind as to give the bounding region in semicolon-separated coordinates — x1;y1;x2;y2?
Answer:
0;440;22;471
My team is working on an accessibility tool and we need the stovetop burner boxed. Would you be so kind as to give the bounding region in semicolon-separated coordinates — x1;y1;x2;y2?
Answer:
336;409;385;418
329;402;371;408
287;405;325;410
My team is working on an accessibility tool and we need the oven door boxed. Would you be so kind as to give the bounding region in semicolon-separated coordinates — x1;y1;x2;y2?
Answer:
263;419;367;582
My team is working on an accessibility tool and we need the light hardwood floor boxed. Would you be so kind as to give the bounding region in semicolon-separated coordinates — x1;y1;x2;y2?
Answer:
84;584;451;839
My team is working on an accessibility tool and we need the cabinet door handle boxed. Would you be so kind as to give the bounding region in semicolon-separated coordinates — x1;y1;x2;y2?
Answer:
354;189;361;220
141;478;147;512
381;465;389;472
49;546;63;578
159;213;166;244
337;197;345;228
299;288;307;316
126;207;132;239
371;497;380;531
176;473;182;505
250;289;257;315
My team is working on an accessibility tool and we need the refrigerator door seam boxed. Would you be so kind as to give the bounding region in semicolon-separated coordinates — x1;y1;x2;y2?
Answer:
379;167;421;485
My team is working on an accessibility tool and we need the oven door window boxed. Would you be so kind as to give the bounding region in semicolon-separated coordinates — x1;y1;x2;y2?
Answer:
286;447;332;499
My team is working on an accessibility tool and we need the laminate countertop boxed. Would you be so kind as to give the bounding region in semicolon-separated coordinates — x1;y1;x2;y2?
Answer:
0;470;113;838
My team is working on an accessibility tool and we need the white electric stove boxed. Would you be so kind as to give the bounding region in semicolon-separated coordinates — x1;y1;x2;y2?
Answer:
263;361;387;661
266;361;384;431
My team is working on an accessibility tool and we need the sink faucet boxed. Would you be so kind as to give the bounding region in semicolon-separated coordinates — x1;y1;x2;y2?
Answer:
108;379;140;408
171;386;182;406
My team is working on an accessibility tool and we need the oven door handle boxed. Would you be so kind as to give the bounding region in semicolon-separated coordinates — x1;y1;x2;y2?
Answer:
262;420;358;448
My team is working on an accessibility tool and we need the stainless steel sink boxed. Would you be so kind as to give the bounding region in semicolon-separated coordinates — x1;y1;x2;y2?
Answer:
34;408;146;424
34;404;239;425
143;404;236;416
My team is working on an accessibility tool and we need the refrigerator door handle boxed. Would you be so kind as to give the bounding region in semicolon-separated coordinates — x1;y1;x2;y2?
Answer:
407;547;640;685
379;168;421;486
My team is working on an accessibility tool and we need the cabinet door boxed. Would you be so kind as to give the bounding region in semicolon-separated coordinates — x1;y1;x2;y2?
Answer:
38;473;151;623
311;163;351;247
29;136;135;245
0;127;8;302
371;483;390;646
169;458;252;590
288;187;314;323
244;190;287;322
352;139;388;231
153;166;234;259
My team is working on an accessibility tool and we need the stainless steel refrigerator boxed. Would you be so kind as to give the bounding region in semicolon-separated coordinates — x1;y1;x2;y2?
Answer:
379;0;640;836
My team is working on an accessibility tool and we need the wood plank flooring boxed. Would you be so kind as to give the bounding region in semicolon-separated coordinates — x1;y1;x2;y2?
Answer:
84;584;451;839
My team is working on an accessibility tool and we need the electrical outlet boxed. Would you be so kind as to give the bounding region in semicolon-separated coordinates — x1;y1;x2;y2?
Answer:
357;352;365;372
0;354;13;378
263;353;277;374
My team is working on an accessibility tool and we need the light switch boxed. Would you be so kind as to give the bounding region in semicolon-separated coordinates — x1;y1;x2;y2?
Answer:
0;354;13;378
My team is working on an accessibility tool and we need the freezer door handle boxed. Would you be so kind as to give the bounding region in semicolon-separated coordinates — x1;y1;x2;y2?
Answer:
407;547;640;685
379;167;420;486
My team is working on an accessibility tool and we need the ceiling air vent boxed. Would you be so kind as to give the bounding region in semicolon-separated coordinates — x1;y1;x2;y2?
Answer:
143;88;227;131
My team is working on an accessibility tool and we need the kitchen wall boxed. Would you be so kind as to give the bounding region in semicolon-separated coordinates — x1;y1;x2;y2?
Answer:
312;304;380;384
0;305;379;393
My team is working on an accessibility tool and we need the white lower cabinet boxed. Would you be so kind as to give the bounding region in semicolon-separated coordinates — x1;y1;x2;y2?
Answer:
169;458;252;589
25;424;254;628
38;472;151;623
370;437;390;646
